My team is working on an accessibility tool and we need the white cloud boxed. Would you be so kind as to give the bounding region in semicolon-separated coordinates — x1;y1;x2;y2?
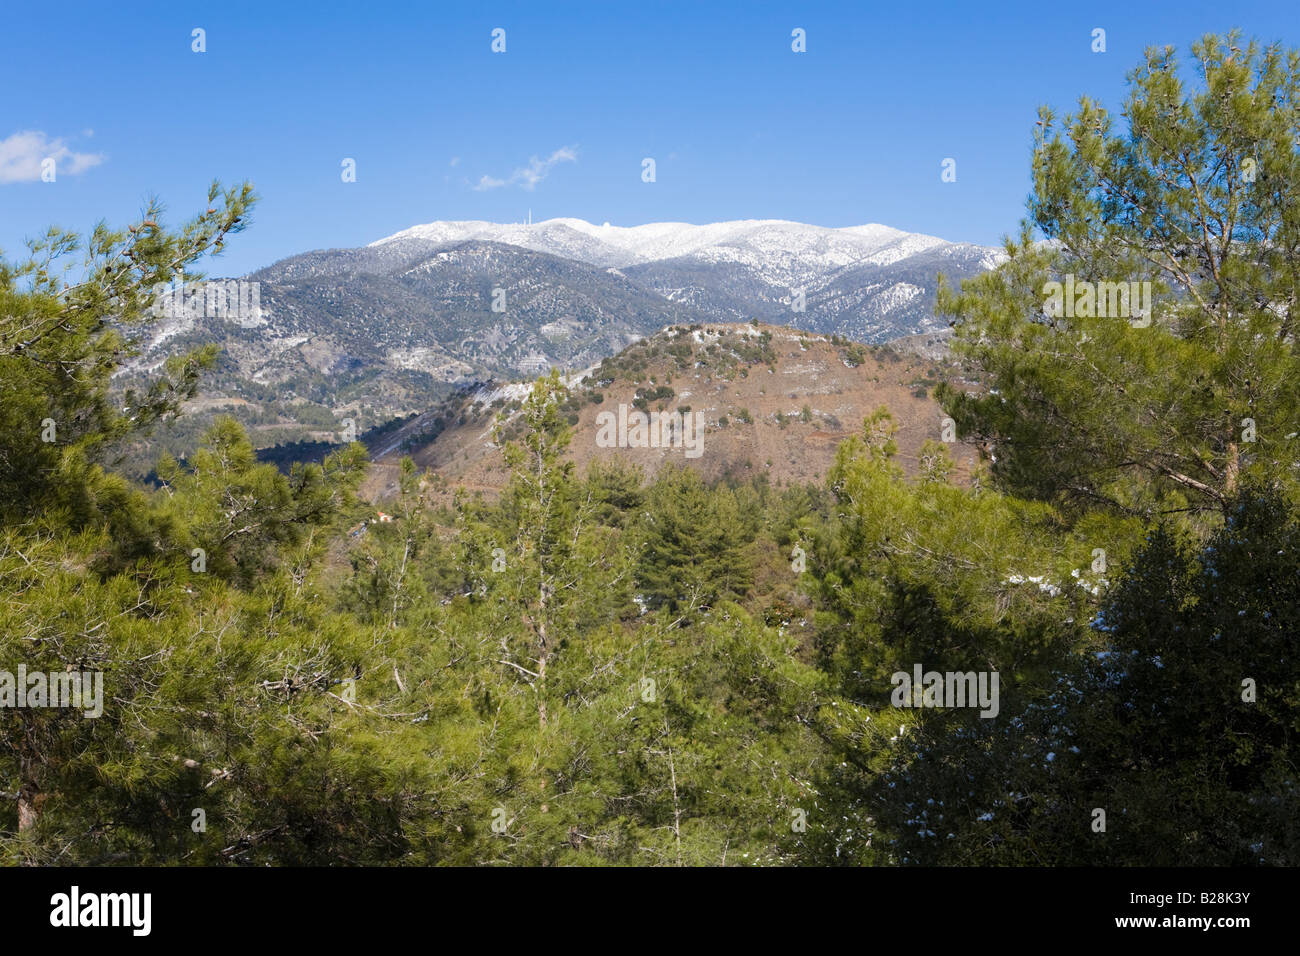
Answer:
449;156;460;167
0;130;105;184
473;145;576;191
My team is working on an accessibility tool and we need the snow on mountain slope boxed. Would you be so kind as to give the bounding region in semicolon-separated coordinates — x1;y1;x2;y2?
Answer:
184;217;1002;430
368;219;630;268
362;217;1006;345
370;217;967;281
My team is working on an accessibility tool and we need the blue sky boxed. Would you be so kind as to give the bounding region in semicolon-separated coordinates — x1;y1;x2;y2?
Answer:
2;0;1296;277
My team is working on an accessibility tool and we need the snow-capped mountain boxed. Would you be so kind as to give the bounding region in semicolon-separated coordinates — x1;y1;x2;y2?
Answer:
133;217;1002;429
360;217;1003;344
371;217;1000;288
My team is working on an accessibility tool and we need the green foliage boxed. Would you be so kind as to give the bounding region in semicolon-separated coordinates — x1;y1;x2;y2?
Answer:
1;181;254;524
938;33;1300;526
157;417;367;587
851;486;1300;866
801;33;1300;867
636;466;757;613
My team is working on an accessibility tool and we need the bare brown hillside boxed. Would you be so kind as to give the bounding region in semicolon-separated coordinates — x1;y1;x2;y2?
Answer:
360;322;982;502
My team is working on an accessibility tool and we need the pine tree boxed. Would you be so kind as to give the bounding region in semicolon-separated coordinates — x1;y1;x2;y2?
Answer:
637;465;755;612
937;34;1300;526
0;182;255;526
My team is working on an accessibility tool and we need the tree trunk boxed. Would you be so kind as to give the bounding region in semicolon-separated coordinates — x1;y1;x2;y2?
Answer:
537;639;548;729
17;786;37;832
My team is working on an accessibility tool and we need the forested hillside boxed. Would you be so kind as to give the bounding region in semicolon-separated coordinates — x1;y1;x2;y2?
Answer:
1;34;1296;866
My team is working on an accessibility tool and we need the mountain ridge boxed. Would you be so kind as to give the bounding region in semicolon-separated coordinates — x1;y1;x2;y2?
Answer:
117;217;997;477
367;216;1001;275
